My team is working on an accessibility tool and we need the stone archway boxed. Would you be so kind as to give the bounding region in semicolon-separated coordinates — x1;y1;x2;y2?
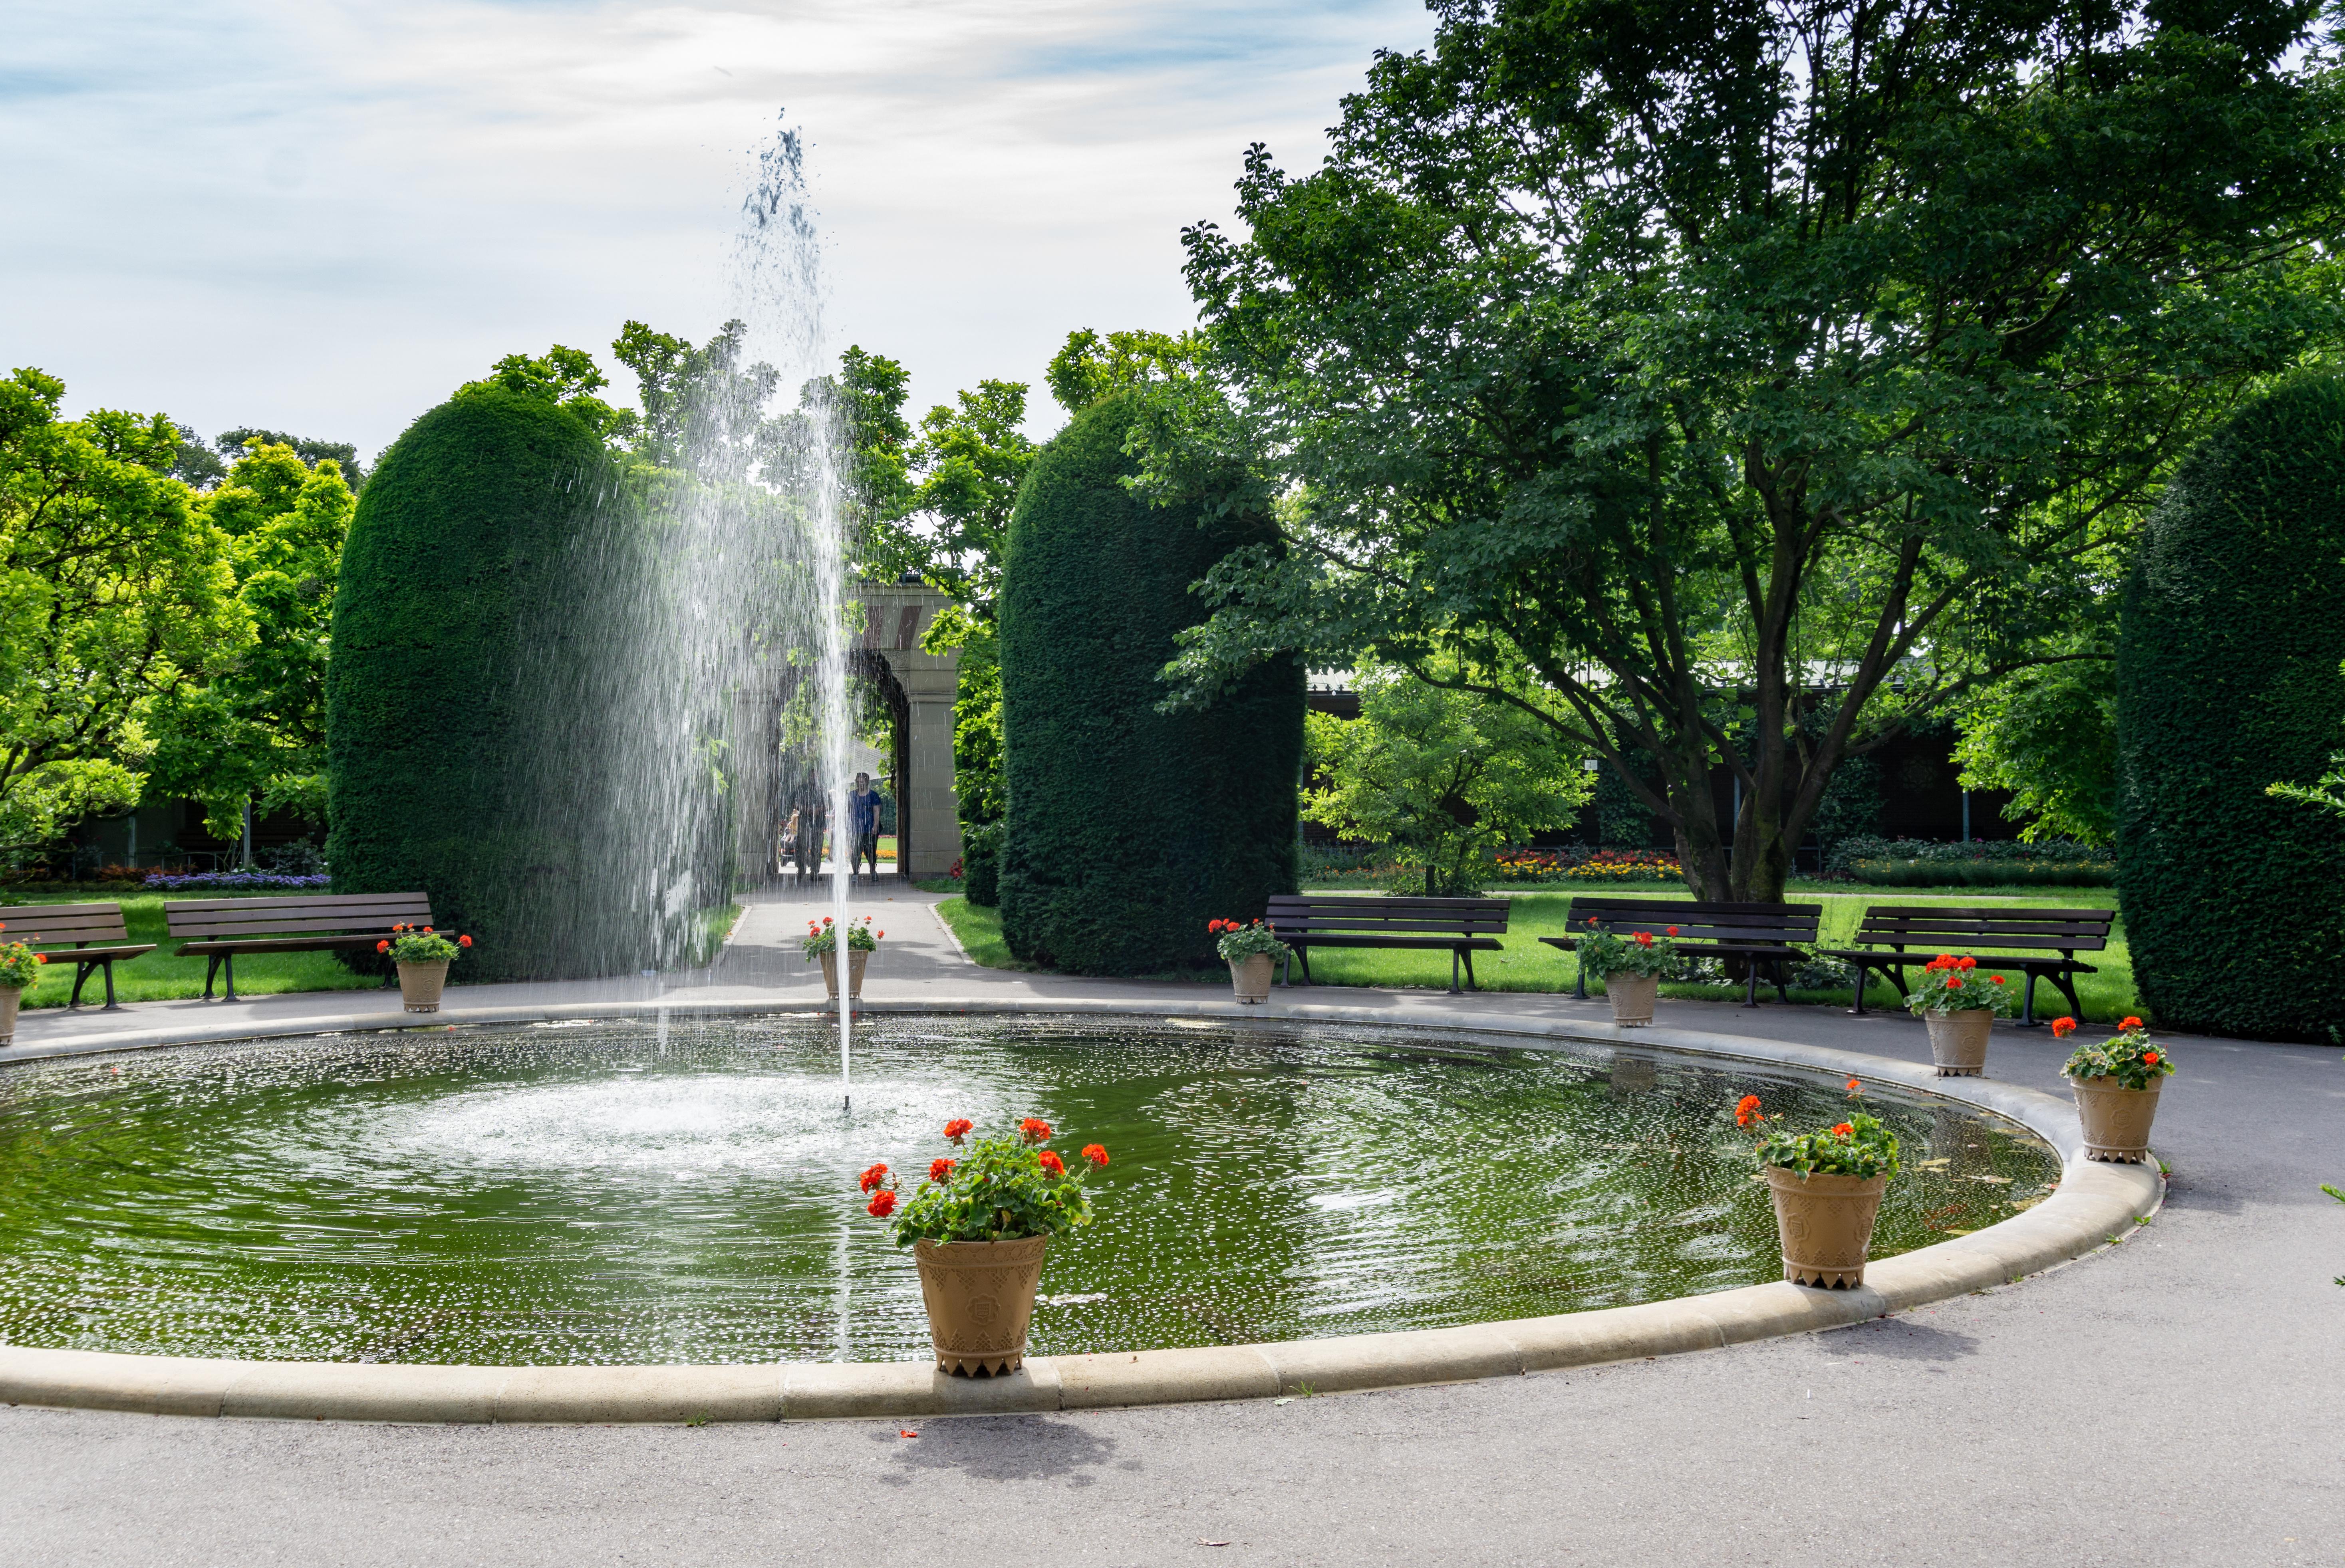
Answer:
849;581;962;880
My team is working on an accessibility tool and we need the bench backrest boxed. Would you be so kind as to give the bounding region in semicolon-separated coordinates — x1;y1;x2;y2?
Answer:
0;901;132;948
1267;894;1511;938
1850;905;2113;955
164;891;434;941
1561;897;1822;945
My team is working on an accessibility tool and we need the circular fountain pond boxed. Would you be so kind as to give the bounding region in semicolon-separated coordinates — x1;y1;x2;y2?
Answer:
0;1015;2059;1365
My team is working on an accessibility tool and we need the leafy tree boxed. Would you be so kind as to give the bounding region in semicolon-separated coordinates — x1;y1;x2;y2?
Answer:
214;429;368;491
1045;328;1202;415
1954;647;2119;843
1305;661;1591;893
1161;0;2345;901
144;441;353;834
0;369;248;850
455;345;640;447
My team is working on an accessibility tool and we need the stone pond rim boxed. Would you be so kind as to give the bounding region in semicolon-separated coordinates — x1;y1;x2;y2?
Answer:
0;999;2160;1425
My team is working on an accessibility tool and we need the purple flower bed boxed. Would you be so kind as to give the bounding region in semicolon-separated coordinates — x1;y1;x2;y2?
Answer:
143;872;333;891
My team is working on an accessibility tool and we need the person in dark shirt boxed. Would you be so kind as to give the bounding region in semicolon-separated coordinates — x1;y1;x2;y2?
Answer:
849;771;883;882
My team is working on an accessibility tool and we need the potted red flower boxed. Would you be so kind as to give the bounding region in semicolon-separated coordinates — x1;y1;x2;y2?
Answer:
1209;917;1290;1003
0;927;47;1044
2054;1016;2172;1162
1577;919;1680;1026
1736;1079;1901;1288
1902;954;2017;1076
802;915;880;1000
860;1116;1108;1375
374;924;473;1013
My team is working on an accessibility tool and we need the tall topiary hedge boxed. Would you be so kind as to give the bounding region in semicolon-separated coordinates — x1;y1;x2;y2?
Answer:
2117;374;2345;1044
326;388;623;982
998;392;1303;974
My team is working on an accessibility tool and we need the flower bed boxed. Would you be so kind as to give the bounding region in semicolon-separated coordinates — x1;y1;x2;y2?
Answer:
1824;837;2113;886
1490;847;1684;883
143;872;334;891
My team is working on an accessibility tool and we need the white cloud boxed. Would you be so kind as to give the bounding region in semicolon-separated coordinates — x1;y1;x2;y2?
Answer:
2;0;1432;457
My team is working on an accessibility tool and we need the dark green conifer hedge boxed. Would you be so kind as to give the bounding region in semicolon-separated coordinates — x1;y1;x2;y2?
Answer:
325;389;621;982
2117;375;2345;1043
997;392;1302;973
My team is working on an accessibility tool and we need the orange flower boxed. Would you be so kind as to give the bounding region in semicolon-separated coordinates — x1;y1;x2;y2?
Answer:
1666;925;1680;936
1019;1117;1052;1143
2120;1016;2143;1030
857;1161;889;1193
943;1117;973;1141
1846;1078;1861;1092
2051;1016;2078;1038
1038;1150;1066;1176
867;1189;896;1218
376;940;390;954
1956;956;1976;971
1081;1144;1109;1167
1990;975;2005;985
928;1157;956;1184
2142;1050;2160;1066
1832;1123;1854;1138
1634;931;1654;947
1734;1093;1762;1127
1946;975;1964;989
458;935;473;948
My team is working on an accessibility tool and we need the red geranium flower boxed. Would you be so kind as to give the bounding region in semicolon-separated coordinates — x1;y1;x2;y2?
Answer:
1957;956;1976;971
867;1189;896;1218
1019;1117;1052;1143
1038;1150;1065;1176
1946;975;1964;988
1832;1123;1854;1138
1634;931;1654;947
2051;1016;2078;1038
1734;1093;1762;1127
2121;1016;2143;1030
376;940;390;954
2142;1050;2160;1066
1081;1144;1109;1167
1666;925;1680;936
928;1157;956;1184
1846;1078;1861;1092
459;935;473;948
943;1118;973;1141
1990;975;2004;984
857;1161;889;1193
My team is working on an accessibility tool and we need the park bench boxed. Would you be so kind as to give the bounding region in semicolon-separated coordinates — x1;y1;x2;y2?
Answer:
1265;895;1510;993
166;891;433;1002
0;901;156;1010
1537;897;1823;1007
1823;905;2114;1027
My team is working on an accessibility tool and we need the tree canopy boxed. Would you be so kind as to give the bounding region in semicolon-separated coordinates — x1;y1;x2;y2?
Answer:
1160;0;2345;899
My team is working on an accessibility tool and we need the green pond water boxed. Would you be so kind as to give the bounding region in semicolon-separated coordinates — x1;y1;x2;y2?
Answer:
0;1015;2059;1365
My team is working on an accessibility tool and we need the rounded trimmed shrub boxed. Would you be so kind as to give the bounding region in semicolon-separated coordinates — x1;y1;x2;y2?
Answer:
2117;374;2345;1043
997;392;1303;974
325;389;623;982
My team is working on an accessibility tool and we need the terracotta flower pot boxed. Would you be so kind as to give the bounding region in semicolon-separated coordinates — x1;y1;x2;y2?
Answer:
1763;1165;1889;1288
2068;1074;2164;1163
1606;973;1658;1026
0;984;19;1044
1923;1008;1993;1077
820;949;870;1000
396;960;448;1014
911;1235;1050;1376
1228;954;1274;1003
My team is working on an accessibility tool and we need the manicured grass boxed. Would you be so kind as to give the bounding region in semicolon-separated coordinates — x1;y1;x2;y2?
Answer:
945;885;2146;1023
0;889;383;1009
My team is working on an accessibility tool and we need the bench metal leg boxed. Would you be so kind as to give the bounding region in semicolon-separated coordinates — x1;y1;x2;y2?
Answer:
1847;962;1868;1014
221;954;238;1003
70;960;121;1011
1297;945;1314;985
1461;949;1478;992
1450;949;1461;994
69;961;91;1009
101;960;118;1009
1743;961;1760;1008
203;955;222;1001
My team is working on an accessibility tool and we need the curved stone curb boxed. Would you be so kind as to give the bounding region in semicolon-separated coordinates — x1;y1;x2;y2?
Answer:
0;1000;2161;1424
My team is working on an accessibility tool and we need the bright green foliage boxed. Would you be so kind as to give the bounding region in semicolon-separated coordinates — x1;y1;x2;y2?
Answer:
1577;922;1678;979
454;345;639;447
1304;664;1591;895
1956;649;2119;844
145;441;353;834
214;428;368;491
0;369;248;850
1904;956;2020;1017
0;939;41;990
872;1120;1102;1245
2061;1023;2176;1090
1753;1113;1901;1181
1045;328;1202;415
2118;375;2345;1043
384;926;466;965
324;388;621;982
1165;0;2345;903
998;392;1304;974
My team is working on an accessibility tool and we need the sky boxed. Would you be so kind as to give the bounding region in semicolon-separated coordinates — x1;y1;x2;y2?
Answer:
4;0;1435;462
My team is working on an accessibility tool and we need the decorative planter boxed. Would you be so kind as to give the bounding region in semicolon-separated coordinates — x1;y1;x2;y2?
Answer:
820;949;870;1001
2068;1074;2164;1163
911;1235;1050;1376
1606;973;1658;1026
1922;1008;1993;1077
1229;954;1274;1004
0;984;18;1044
395;960;448;1014
1763;1166;1889;1288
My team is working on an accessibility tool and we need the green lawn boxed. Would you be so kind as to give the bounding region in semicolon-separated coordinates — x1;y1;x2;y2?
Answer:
945;887;2144;1023
1;889;383;1009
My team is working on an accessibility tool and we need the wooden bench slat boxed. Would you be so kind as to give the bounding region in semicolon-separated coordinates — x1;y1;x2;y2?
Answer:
1265;895;1511;992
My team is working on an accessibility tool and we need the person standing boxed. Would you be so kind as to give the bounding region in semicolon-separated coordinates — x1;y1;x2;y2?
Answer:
849;771;883;882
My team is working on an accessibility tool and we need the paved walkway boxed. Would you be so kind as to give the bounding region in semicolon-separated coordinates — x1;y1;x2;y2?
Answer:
1;885;2339;1566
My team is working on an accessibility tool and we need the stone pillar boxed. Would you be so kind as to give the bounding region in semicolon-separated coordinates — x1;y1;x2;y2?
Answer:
852;582;963;879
